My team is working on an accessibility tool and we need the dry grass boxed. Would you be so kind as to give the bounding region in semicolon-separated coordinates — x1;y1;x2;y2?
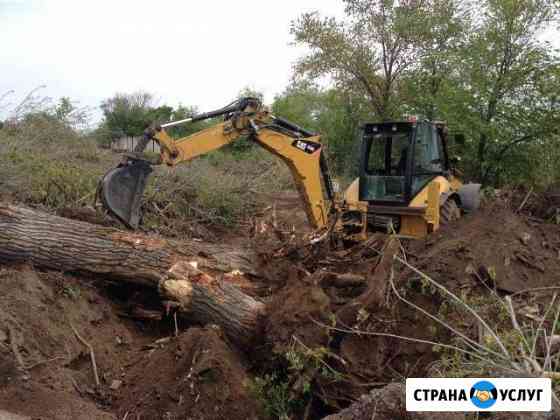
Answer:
141;147;294;237
0;116;294;236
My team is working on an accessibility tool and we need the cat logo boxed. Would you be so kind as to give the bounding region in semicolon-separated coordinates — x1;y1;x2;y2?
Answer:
292;139;320;154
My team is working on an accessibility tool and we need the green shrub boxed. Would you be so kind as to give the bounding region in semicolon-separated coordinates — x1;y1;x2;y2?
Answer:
0;117;114;209
250;373;293;420
2;149;100;208
249;340;343;420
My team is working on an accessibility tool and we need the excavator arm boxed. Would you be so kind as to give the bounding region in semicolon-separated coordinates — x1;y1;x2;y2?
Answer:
98;98;334;230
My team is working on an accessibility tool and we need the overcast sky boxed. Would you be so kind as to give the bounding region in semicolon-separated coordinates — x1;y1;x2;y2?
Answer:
0;0;344;123
1;0;558;125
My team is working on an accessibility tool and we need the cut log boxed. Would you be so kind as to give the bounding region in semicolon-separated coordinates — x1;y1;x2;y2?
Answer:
0;203;264;347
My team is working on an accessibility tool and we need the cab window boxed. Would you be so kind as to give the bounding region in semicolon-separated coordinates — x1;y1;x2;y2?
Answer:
411;123;444;196
413;123;444;174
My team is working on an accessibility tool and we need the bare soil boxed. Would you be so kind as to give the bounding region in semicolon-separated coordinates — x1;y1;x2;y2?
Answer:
114;327;263;420
406;198;560;294
0;266;137;419
1;193;559;419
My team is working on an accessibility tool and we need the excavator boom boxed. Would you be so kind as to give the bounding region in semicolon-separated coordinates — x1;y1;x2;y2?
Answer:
98;97;334;230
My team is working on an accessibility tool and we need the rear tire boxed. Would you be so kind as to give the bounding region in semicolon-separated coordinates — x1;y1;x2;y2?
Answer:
440;199;461;226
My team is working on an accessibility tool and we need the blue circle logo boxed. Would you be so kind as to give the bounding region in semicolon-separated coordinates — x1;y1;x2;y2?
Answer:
470;381;498;409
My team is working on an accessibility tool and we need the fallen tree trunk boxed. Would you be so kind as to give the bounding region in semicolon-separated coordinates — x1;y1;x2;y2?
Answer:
0;203;264;347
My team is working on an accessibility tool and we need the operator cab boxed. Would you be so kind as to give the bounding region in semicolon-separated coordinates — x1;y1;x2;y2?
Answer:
359;120;449;204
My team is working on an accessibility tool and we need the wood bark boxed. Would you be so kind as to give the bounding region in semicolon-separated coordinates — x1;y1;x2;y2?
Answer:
0;203;264;347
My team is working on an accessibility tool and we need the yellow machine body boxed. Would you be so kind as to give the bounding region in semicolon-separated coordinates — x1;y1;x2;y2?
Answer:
343;174;464;239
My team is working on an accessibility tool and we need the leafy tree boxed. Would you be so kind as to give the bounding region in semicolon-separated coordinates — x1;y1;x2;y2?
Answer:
164;104;221;141
444;0;560;183
273;81;369;176
292;0;560;185
237;86;264;103
272;81;325;129
100;91;156;139
291;0;435;120
54;97;74;121
147;105;173;125
52;97;90;130
403;0;469;119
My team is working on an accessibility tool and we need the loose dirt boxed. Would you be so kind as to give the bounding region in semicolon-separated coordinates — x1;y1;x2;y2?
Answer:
1;193;559;419
0;266;138;419
406;198;560;294
115;327;262;420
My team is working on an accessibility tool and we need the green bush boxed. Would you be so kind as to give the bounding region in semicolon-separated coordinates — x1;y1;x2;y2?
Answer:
0;116;115;209
1;148;101;208
250;373;293;420
249;340;343;420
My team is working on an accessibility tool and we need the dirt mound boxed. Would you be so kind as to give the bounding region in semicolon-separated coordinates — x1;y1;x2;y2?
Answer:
0;263;263;420
504;185;560;221
253;197;560;414
265;271;332;353
405;200;560;294
255;191;311;234
0;265;140;419
115;326;262;420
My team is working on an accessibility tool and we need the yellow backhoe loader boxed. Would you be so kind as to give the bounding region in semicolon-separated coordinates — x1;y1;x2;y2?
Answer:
98;97;480;240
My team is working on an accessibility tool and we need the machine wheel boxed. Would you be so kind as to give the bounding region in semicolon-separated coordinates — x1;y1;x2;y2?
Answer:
440;199;461;226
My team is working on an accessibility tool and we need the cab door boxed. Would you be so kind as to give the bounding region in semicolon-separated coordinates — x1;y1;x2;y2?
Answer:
358;122;413;203
410;123;445;198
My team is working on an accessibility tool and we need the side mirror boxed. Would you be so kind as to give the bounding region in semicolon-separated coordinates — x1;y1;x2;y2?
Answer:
454;134;466;146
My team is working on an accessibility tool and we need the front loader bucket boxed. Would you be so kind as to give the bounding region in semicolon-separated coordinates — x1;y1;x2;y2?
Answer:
99;159;153;229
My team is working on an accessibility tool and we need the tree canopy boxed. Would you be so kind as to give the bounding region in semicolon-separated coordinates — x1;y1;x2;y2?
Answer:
100;91;157;139
291;0;560;184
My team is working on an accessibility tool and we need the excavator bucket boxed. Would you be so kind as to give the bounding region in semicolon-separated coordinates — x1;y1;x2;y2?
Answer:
98;159;153;229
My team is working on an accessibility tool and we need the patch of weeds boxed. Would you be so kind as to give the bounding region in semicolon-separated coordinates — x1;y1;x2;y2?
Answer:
1;149;84;206
250;373;293;420
73;142;101;163
460;292;508;325
21;153;99;208
286;343;343;383
250;340;343;420
140;149;293;234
